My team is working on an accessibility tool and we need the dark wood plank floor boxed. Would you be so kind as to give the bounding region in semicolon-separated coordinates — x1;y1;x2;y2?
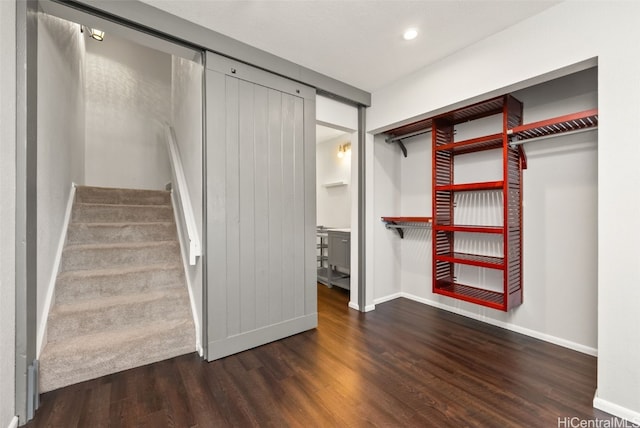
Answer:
26;285;614;427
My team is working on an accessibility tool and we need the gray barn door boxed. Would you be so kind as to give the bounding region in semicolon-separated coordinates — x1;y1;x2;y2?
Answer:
205;52;317;361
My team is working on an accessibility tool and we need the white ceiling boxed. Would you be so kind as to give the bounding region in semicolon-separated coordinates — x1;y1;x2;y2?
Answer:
141;0;560;92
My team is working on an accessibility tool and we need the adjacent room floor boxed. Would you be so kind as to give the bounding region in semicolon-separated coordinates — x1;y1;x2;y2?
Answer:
25;285;614;427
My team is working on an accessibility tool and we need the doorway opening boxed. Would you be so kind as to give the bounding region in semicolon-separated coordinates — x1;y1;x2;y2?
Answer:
315;121;357;308
32;8;205;396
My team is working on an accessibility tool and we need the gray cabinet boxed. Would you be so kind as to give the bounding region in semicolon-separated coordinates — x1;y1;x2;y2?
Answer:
328;231;350;268
327;230;350;290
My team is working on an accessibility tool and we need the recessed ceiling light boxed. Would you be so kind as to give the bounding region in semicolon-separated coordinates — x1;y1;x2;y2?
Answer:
403;28;418;41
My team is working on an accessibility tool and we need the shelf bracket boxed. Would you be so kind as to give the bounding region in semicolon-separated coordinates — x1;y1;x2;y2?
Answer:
381;217;432;239
519;146;528;170
386;222;404;239
396;139;408;157
385;135;408;157
508;138;528;169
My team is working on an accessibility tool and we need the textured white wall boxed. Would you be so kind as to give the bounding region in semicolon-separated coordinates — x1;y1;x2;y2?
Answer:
37;13;86;356
171;55;203;351
0;1;17;426
316;136;352;228
369;2;639;418
84;31;171;190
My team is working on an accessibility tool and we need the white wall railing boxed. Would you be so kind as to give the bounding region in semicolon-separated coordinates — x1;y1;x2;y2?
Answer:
165;125;201;265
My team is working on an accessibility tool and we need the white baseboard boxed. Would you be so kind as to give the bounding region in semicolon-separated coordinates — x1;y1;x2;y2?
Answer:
374;292;402;305
594;392;640;425
8;416;18;428
37;183;76;358
348;301;376;312
374;291;597;356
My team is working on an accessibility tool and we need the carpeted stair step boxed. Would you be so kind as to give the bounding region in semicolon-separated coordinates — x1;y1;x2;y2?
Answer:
47;288;192;343
39;317;195;393
55;264;185;305
75;185;171;206
72;203;174;223
40;185;196;393
60;241;180;272
67;222;177;244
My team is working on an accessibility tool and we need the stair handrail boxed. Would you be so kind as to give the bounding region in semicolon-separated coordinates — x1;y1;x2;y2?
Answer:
165;125;201;265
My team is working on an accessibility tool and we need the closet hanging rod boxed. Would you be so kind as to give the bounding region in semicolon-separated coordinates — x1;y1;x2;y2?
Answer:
384;224;431;229
386;128;432;144
383;223;431;239
509;126;598;147
385;128;432;158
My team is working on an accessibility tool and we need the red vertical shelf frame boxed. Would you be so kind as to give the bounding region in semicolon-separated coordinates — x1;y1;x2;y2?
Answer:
503;95;525;310
431;95;524;311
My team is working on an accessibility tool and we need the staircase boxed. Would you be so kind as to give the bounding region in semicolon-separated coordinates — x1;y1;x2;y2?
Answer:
39;186;196;392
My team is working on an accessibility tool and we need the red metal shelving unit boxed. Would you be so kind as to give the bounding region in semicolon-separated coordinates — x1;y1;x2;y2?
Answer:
384;93;599;312
432;94;524;311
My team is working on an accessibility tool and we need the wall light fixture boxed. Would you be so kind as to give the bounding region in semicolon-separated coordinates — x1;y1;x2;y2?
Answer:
337;143;351;158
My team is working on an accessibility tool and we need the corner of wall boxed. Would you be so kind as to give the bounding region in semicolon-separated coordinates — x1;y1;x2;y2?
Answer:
593;394;640;426
373;292;402;306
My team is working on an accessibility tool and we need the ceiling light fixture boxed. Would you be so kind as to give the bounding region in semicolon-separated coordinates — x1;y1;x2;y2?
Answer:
89;28;105;41
403;28;418;41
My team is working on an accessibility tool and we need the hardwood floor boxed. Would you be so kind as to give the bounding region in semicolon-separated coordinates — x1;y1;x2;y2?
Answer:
26;285;614;427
